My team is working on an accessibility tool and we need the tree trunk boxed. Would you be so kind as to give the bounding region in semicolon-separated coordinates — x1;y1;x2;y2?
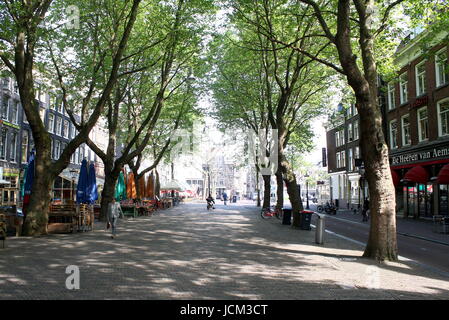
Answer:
276;169;284;209
155;168;161;198
358;98;398;261
280;152;303;228
22;131;54;236
99;172;120;222
262;175;271;209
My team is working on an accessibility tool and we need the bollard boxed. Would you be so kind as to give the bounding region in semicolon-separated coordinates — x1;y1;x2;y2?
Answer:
315;213;325;244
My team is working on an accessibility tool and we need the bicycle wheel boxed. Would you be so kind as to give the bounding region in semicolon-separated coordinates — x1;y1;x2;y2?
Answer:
261;209;271;219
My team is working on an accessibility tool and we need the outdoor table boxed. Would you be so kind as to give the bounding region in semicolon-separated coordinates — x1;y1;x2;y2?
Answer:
121;204;137;218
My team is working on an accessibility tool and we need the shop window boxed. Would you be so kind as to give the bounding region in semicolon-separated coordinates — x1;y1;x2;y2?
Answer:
401;114;411;146
399;73;408;104
438;98;449;137
435;48;448;88
415;60;426;96
417;107;428;142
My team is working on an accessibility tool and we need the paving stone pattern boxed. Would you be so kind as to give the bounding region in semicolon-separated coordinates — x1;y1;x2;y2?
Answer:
0;202;448;300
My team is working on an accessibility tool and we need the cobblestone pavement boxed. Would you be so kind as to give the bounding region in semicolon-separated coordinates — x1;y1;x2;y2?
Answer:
1;202;448;300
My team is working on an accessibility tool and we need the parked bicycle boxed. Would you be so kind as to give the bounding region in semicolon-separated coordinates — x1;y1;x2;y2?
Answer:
261;206;283;220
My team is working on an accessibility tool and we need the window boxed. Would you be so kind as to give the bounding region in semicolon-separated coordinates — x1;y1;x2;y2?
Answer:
50;139;54;160
48;113;55;133
335;131;340;147
387;82;396;110
354;120;359;140
75;147;80;164
415;61;426;96
56;96;63;113
355;146;360;159
417;107;428;142
39;108;45;123
390;120;398;149
56;116;62;136
21;130;29;163
1;95;9;120
348;123;353;141
63;120;69;138
79;146;85;163
336;152;341;168
10;132;17;162
54;140;61;160
0;129;7;160
436;48;448;87
438;98;449;137
402;115;411;146
348;148;353;171
339;129;345;146
399;73;408;104
341;151;346;167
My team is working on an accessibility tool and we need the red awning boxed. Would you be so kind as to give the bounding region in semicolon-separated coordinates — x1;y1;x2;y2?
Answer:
437;164;449;184
391;169;400;187
403;166;429;184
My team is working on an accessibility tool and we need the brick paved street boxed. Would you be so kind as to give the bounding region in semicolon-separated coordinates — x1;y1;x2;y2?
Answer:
1;202;448;300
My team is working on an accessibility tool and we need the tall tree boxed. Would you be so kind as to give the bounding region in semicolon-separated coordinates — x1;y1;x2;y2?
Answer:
0;0;142;235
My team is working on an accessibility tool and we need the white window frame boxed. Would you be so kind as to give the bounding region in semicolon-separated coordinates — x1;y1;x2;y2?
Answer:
354;120;359;140
437;98;449;137
417;106;428;142
10;101;18;124
341;151;346;168
415;60;426;97
48;113;55;133
336;152;341;168
348;148;353;171
56;116;62;136
399;73;408;104
335;131;340;147
387;82;396;110
0;129;7;160
435;48;448;88
389;120;398;149
63;120;69;138
10;132;17;163
1;95;9;120
401;114;411;146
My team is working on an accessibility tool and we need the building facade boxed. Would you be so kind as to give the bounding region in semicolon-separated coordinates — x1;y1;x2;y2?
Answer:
326;103;365;209
385;30;449;218
0;76;108;205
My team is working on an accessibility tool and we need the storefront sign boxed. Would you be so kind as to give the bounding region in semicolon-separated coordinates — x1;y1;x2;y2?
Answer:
391;145;449;166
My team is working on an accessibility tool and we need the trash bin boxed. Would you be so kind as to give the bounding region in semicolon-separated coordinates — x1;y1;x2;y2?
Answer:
315;213;325;244
282;208;292;225
444;217;449;234
300;210;313;230
233;195;237;203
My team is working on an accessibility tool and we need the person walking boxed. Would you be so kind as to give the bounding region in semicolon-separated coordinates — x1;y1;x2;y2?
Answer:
107;198;124;239
362;198;369;222
222;192;228;205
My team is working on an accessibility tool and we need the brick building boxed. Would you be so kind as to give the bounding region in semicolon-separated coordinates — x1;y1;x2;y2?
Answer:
386;30;449;218
325;103;364;209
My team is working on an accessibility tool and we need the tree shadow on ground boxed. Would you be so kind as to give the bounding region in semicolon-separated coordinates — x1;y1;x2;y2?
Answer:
0;203;448;300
